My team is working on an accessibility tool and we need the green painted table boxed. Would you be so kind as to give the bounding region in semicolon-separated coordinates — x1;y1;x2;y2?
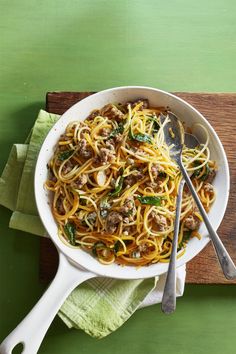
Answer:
1;1;236;354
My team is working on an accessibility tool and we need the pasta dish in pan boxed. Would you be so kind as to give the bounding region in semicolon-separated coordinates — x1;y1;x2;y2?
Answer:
45;99;216;266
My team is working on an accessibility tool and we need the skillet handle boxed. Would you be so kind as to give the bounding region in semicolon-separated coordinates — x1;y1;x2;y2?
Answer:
0;252;97;354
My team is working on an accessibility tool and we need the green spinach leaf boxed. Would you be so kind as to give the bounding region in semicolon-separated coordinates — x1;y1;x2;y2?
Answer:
193;162;210;180
114;241;120;254
129;128;152;144
137;196;162;206
178;231;192;250
64;222;76;246
92;241;107;256
58;150;73;161
108;123;124;139
200;164;210;181
109;176;124;197
133;133;152;143
148;116;160;134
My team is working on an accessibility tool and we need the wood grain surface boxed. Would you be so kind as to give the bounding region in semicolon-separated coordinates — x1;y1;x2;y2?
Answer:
40;92;236;284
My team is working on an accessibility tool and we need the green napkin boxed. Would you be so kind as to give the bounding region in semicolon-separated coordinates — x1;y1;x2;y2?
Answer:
0;110;157;338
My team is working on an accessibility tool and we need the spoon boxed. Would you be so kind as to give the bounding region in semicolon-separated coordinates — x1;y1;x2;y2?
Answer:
161;133;199;314
161;112;236;283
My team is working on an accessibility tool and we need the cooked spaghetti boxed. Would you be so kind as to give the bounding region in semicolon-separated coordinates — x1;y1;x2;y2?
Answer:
45;99;216;266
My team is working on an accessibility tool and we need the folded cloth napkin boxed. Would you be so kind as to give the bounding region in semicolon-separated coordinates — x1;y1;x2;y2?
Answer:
0;110;186;338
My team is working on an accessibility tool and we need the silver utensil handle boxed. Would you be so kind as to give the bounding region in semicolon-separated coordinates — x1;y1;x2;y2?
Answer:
162;179;185;314
179;162;236;280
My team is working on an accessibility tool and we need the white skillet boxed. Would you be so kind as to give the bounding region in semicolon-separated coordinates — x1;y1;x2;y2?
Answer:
0;86;230;354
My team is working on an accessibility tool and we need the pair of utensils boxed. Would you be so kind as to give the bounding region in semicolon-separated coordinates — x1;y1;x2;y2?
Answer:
161;113;236;314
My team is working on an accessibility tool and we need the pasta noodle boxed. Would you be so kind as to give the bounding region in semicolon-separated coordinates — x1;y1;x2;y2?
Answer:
45;99;216;266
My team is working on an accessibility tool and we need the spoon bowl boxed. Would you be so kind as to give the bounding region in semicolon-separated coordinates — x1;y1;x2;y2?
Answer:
184;132;200;149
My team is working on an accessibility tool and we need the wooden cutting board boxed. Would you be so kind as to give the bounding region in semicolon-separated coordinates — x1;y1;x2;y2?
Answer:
39;92;236;284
